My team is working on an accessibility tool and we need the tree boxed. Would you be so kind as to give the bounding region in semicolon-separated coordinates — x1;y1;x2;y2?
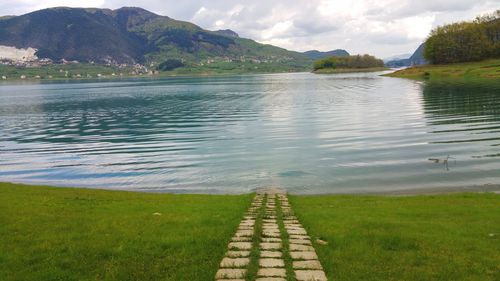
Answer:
423;10;500;64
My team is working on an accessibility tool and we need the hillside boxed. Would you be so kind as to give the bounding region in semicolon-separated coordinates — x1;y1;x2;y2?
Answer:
303;49;350;59
385;43;427;67
0;7;312;71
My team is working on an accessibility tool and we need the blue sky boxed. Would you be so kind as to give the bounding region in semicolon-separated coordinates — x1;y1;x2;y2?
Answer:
1;0;498;57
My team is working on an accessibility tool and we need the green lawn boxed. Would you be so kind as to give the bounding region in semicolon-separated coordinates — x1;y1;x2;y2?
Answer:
2;183;499;281
0;183;252;281
384;59;500;81
290;193;500;281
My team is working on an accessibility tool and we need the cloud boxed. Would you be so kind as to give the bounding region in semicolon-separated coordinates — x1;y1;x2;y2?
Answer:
0;0;498;57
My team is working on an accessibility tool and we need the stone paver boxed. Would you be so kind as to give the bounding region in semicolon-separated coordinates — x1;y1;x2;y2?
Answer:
228;242;252;250
255;278;286;281
261;251;283;258
260;242;282;250
289;238;312;245
215;268;247;279
257;268;287;278
259;258;285;268
294;270;328;281
293;260;323;270
289;244;315;252
220;257;250;268
226;250;250;257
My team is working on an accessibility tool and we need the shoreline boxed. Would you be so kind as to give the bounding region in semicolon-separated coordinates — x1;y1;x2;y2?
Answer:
383;58;500;80
1;181;499;196
313;67;388;74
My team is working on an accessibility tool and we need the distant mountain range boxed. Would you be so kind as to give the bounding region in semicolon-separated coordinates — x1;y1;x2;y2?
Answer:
0;7;311;69
302;49;350;59
385;44;427;67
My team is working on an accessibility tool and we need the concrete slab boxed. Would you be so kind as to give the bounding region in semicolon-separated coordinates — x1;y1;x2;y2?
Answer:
215;268;247;279
290;251;318;260
257;268;286;277
293;260;323;270
294;270;327;281
259;258;285;268
220;257;250;268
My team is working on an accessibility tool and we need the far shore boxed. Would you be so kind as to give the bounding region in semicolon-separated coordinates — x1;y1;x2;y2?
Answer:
313;67;388;74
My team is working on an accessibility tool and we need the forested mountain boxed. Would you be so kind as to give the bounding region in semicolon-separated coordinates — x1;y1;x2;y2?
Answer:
0;7;311;69
303;49;350;59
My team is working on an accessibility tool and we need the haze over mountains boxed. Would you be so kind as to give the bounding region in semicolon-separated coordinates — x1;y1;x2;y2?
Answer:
385;44;427;67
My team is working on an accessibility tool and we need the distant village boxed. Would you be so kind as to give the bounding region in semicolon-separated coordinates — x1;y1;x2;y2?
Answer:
0;45;154;80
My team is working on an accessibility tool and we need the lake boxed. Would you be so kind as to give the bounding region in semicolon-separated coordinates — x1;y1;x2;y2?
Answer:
0;72;499;193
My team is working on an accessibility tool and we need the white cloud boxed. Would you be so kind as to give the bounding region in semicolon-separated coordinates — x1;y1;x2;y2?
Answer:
0;0;498;57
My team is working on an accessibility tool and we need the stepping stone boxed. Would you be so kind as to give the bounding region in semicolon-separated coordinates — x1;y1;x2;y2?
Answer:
289;239;312;245
293;260;323;270
260;251;283;258
235;230;254;237
287;229;307;235
262;230;280;238
216;279;245;281
261;238;281;243
289;235;310;240
259;258;285;268
220;257;250;268
260;242;282;250
257;268;286;278
255;278;286;281
289;244;315;251
238;225;254;230
215;268;247;279
294;270;327;281
228;242;252;250
263;219;277;223
231;237;251;242
290;251;318;260
226;251;250;257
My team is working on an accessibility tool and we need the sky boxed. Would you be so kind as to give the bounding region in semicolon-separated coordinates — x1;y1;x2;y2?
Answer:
0;0;498;58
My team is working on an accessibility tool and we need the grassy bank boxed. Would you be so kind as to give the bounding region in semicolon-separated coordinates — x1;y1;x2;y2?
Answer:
313;67;388;74
384;59;500;80
0;183;252;281
290;193;500;281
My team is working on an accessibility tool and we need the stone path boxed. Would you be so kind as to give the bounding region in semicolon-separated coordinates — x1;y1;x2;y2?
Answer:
215;190;327;281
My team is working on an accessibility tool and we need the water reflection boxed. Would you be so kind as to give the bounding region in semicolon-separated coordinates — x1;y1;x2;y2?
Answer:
0;73;499;193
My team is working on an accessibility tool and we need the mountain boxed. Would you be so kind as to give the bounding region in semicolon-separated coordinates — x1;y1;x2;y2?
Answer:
214;29;239;38
383;53;411;63
385;44;427;67
303;49;350;59
0;7;311;69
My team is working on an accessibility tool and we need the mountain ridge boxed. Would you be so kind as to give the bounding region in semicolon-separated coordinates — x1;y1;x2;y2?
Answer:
0;7;311;70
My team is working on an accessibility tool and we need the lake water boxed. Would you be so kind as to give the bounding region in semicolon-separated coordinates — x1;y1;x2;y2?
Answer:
0;72;499;194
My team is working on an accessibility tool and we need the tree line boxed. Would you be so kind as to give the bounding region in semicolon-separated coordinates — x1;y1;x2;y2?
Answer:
424;10;500;64
313;55;384;70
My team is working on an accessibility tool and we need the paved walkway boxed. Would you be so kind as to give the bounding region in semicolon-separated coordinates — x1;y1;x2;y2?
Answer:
215;190;327;281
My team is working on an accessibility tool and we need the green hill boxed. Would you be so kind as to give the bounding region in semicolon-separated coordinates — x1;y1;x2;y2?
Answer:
0;7;312;72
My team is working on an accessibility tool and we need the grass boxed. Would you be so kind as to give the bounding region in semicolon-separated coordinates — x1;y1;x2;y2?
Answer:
2;182;499;280
0;182;252;281
290;193;500;281
384;59;500;81
313;67;388;74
